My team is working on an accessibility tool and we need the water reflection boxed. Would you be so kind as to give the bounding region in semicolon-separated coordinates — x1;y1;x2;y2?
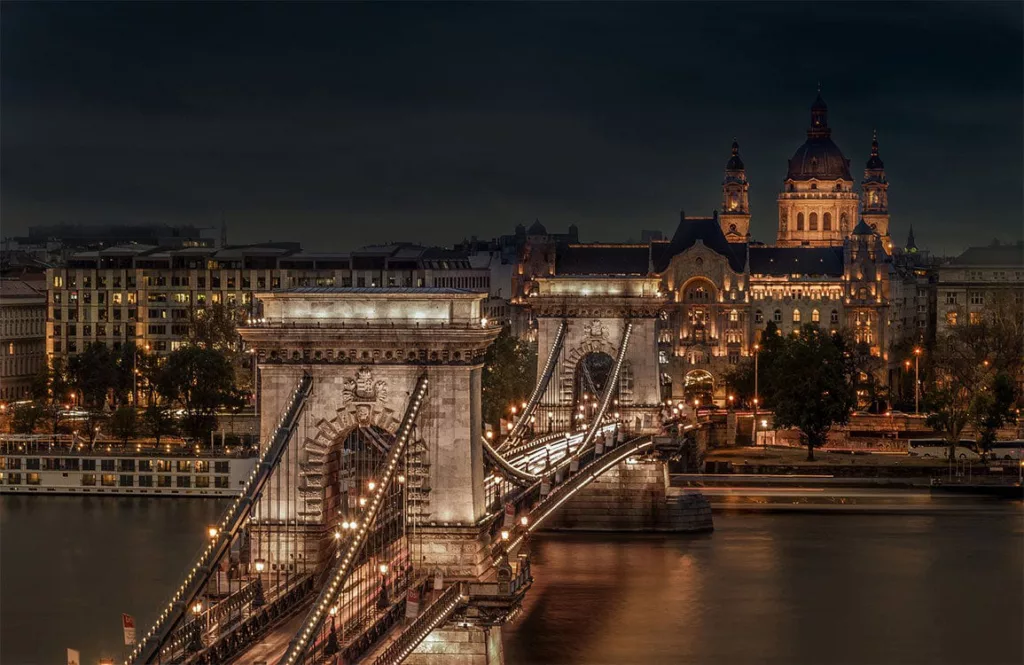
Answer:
504;510;1023;665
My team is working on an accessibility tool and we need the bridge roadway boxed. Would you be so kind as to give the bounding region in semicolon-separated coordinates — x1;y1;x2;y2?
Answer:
231;610;309;664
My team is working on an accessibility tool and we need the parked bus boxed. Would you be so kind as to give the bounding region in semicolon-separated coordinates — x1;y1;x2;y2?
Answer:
907;438;981;460
988;440;1024;461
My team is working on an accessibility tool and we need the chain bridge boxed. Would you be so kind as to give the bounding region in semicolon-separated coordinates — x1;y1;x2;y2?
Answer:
125;283;710;665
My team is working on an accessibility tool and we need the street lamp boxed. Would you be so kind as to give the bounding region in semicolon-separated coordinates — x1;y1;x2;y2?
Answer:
913;347;922;415
207;526;219;539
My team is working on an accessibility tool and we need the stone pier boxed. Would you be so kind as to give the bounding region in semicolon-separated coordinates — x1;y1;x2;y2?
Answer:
406;626;504;665
544;460;713;532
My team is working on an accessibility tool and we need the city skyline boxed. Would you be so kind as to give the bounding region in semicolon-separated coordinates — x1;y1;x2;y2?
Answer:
2;2;1022;255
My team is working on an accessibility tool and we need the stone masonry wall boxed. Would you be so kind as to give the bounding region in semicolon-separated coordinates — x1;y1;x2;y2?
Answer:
406;625;504;665
544;460;713;532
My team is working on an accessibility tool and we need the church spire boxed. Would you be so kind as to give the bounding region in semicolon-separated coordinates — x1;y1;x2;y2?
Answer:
726;137;744;171
866;129;884;170
906;225;917;253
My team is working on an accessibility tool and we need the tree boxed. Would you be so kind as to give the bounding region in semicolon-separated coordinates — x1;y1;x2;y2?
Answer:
68;342;119;409
972;372;1017;453
724;322;784;408
189;302;253;397
769;325;856;461
156;345;235;441
481;326;537;430
41;357;73;435
11;402;44;434
850;340;885;412
110;406;139;444
924;309;1020;460
144;404;177;445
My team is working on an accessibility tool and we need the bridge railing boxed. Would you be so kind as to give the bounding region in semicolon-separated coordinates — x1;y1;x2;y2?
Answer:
127;372;314;665
276;372;430;665
369;582;468;665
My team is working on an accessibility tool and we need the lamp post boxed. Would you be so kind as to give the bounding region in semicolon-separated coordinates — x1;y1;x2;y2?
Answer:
913;347;922;415
753;342;760;448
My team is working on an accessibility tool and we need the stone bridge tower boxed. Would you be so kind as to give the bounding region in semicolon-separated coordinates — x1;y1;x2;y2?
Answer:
529;276;666;433
239;288;500;577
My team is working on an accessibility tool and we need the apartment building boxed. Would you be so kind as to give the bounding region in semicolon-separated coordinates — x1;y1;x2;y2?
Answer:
45;243;500;359
1;277;47;402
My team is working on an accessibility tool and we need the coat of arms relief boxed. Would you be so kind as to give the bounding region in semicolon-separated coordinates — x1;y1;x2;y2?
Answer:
338;366;395;429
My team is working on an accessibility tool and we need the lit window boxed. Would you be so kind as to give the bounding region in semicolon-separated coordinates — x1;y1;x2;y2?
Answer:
793;309;801;323
946;311;958;326
754;310;763;323
812;309;820;323
969;312;982;325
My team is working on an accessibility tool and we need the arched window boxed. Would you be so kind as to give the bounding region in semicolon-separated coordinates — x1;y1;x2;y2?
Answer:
810;183;818;190
729;309;739;322
797;213;805;231
830;310;839;324
809;212;818;231
812;309;820;323
793;309;801;323
773;309;782;323
754;310;763;323
823;212;832;231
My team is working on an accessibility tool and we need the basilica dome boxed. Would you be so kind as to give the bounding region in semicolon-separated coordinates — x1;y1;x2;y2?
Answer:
785;93;852;182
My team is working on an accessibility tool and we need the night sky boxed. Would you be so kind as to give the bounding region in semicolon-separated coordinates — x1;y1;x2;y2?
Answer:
2;1;1021;254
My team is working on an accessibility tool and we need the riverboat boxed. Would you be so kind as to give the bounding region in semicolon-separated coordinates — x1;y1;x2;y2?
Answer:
0;435;257;497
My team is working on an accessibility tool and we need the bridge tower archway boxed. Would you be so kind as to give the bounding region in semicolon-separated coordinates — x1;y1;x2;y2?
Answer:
529;276;667;434
683;369;715;405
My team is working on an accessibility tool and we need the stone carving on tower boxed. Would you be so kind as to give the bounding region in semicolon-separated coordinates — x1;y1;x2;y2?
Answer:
861;130;892;253
585;320;606;337
340;366;392;427
720;139;751;242
776;91;859;247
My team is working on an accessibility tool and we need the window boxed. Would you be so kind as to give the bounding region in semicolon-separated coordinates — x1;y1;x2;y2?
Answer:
945;292;958;305
7;473;21;485
118;459;136;472
214;461;229;474
823;212;832;231
809;212;818;231
158;475;172;487
970;292;984;305
139;460;153;473
773;309;782;323
100;459;115;472
26;458;40;470
101;474;117;487
812;309;820;323
27;473;41;486
793;309;801;323
728;309;739;322
754;310;763;324
946;311;958;326
215;476;230;488
830;310;839;324
119;475;134;487
797;213;805;231
969;312;982;325
195;475;210;488
81;474;96;486
177;460;192;473
138;475;153;487
195;460;210;473
176;476;191;488
82;459;96;471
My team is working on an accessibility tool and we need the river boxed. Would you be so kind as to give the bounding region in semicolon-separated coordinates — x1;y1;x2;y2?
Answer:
1;497;1021;665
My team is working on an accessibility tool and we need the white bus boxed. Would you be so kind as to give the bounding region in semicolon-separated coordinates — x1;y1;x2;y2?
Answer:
988;441;1024;461
907;438;981;460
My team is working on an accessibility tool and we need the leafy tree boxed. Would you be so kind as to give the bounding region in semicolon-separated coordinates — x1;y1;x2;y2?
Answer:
972;372;1017;453
11;402;44;434
110;406;139;444
850;340;885;412
144;404;177;445
723;322;783;408
68;342;119;409
925;304;1021;460
769;324;856;461
156;345;235;441
41;357;73;435
481;326;537;430
188;302;254;398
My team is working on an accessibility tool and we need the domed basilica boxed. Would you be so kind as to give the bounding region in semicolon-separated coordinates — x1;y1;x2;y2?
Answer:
517;92;902;405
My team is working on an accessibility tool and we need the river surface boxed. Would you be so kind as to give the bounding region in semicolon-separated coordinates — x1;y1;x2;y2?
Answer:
1;497;1021;665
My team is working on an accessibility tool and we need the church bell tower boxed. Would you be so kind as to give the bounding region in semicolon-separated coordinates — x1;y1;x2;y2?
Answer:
720;139;750;242
860;130;892;253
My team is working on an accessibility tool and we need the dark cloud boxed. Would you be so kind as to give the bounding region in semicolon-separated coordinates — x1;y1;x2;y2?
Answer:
2;1;1021;253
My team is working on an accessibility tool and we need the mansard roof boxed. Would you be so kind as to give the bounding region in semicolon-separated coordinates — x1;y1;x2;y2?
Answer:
654;214;746;273
948;242;1024;267
748;246;845;277
555;244;650;275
